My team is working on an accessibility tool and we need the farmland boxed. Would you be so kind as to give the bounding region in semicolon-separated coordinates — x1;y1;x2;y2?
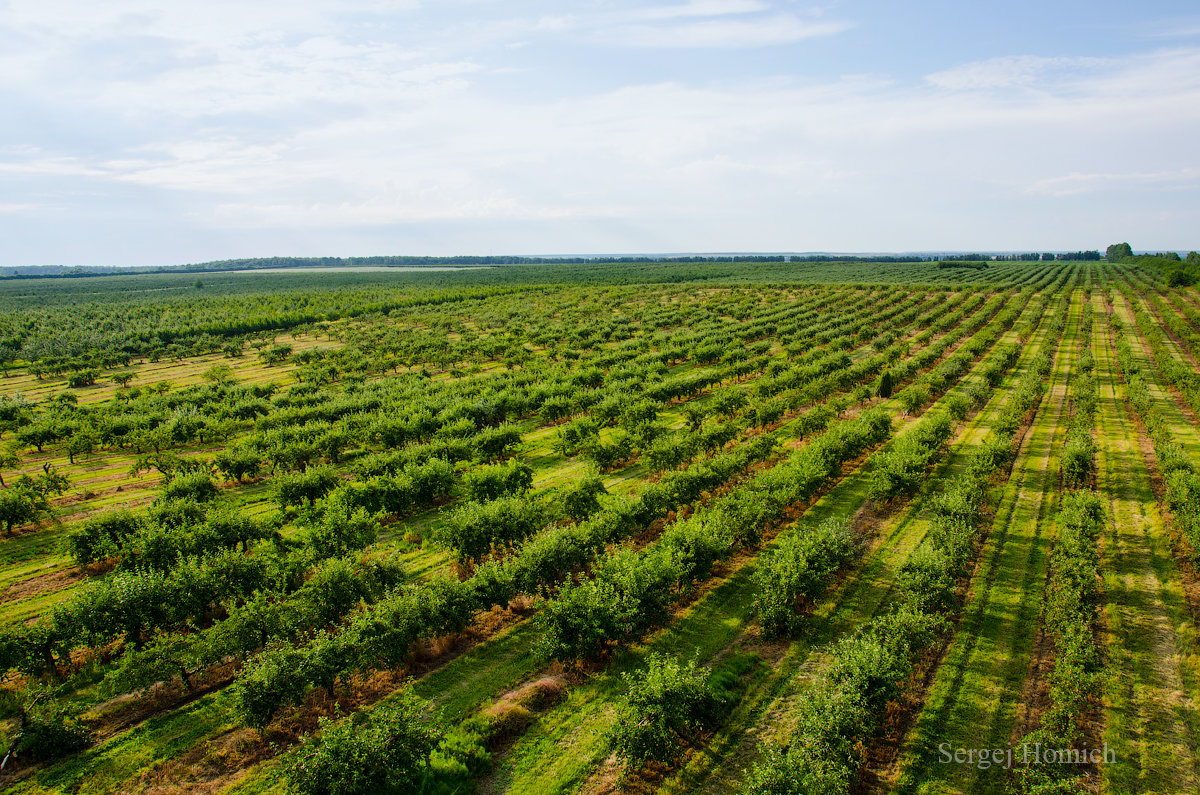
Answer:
0;256;1197;794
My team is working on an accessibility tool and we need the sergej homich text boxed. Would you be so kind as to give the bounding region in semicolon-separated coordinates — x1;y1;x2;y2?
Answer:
938;742;1116;770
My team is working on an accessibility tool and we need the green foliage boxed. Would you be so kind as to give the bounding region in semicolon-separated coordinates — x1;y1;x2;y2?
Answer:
435;496;546;562
896;545;958;614
1105;242;1133;261
235;643;310;729
160;471;219;503
462;460;533;502
867;412;953;503
62;510;146;567
274;466;339;509
10;695;91;762
876;368;894;399
584;431;633;472
746;609;943;795
896;383;930;415
613;653;723;768
0;262;1099;788
561;476;607;521
471;424;523;462
283;691;440;794
753;518;857;636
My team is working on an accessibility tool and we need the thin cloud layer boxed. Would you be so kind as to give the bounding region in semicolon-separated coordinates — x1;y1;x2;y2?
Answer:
1;1;1198;264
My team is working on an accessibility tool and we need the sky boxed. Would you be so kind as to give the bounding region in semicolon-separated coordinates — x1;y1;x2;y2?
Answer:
2;0;1199;266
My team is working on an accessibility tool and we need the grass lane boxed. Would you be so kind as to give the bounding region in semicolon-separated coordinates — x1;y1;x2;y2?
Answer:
1095;294;1200;794
1109;292;1200;458
890;290;1078;795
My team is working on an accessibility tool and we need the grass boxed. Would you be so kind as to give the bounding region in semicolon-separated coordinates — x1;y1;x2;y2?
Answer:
1096;296;1200;793
217;288;1015;795
1110;292;1200;457
668;310;1052;795
890;291;1079;795
8;689;240;794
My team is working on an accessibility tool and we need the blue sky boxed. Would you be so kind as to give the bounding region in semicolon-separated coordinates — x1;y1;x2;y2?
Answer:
2;0;1199;266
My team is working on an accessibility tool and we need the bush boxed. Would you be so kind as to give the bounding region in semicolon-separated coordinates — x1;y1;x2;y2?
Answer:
284;691;440;795
1060;433;1096;488
235;644;310;729
584;431;633;472
67;370;97;389
867;413;952;503
12;697;90;761
462;460;533;502
561;476;607;521
876;369;895;399
945;393;970;421
753;518;856;636
613;653;721;768
896;546;957;614
62;510;145;566
436;496;546;562
274;466;339;509
161;471;219;503
472;424;523;462
897;383;930;415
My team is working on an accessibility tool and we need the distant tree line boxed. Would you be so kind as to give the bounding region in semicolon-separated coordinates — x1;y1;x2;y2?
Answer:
3;250;1117;281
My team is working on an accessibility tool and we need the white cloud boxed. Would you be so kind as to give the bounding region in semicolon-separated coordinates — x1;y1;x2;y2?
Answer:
2;3;1200;261
76;45;1196;234
0;0;421;43
1029;169;1200;197
632;1;772;22
0;157;109;178
925;54;1105;90
603;14;852;48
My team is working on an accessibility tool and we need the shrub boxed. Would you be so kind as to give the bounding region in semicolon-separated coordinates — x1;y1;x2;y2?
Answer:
561;476;607;521
753;518;856;636
160;471;219;503
283;691;440;795
12;697;90;762
613;653;721;768
462;460;533;502
436;496;546;562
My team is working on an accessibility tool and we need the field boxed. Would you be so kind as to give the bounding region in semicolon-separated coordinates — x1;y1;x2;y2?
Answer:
0;256;1198;794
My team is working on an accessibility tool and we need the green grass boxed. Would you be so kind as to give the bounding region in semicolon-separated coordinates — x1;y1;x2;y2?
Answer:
9;689;240;795
1111;292;1200;458
1096;296;1200;793
891;291;1079;795
668;350;1046;794
10;279;1164;795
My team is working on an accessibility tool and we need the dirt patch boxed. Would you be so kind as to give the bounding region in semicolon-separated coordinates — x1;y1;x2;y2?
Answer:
1010;571;1056;744
1;567;84;603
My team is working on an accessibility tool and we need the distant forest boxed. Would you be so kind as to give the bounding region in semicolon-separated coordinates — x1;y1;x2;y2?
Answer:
2;251;1117;280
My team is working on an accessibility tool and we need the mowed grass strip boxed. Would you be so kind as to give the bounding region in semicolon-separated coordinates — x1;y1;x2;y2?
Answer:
891;291;1079;795
1094;294;1200;793
7;688;239;795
